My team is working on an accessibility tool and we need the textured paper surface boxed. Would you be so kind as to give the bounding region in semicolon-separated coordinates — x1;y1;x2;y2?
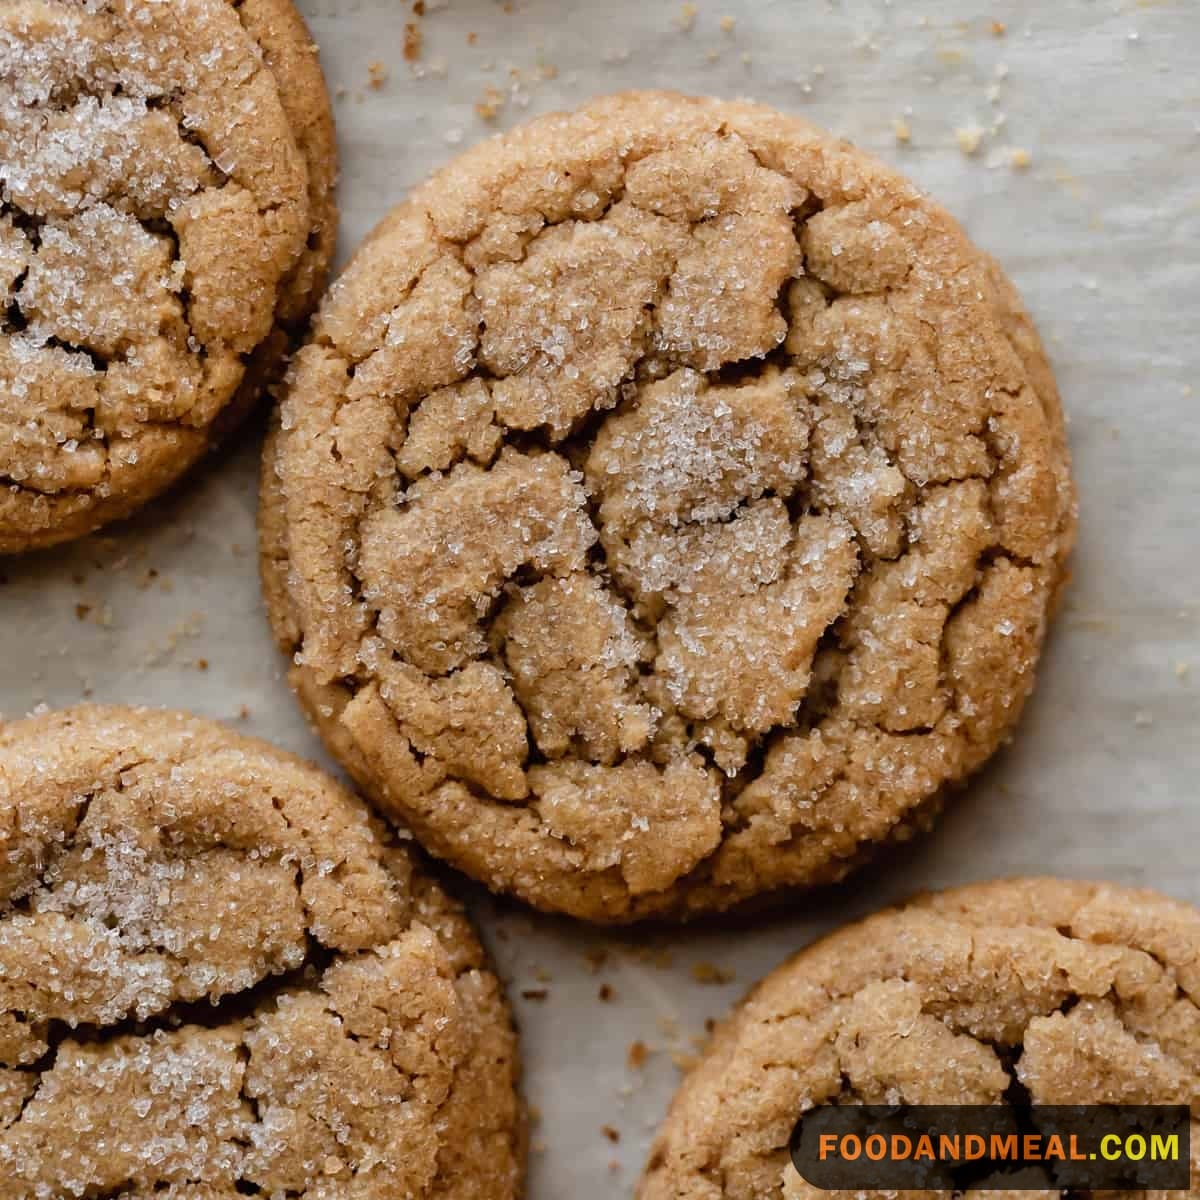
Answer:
3;1;1198;1192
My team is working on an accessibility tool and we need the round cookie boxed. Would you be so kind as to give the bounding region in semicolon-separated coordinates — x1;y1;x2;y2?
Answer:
261;91;1076;923
639;878;1200;1199
0;706;525;1199
0;0;337;554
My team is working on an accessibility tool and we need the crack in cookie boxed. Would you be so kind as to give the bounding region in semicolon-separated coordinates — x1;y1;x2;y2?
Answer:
0;0;336;553
637;879;1200;1200
261;92;1076;922
0;706;525;1199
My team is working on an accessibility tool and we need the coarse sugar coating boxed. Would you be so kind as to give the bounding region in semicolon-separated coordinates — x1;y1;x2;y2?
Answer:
0;0;337;554
638;878;1200;1199
260;91;1076;923
0;705;525;1199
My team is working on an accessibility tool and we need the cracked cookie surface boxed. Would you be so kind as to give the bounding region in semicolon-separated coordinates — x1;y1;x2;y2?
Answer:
638;878;1200;1200
0;0;337;554
260;91;1076;923
0;705;524;1199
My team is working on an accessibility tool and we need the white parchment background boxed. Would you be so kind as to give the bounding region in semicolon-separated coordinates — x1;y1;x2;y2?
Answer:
3;0;1199;1193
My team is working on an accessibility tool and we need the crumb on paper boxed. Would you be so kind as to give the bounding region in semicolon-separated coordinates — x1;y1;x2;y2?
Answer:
893;117;912;143
404;22;422;61
599;983;616;1002
690;961;735;985
677;3;698;32
1009;145;1032;169
990;19;1006;35
466;31;478;45
1175;661;1191;680
719;14;735;32
143;611;205;667
955;124;985;155
367;60;388;89
627;1039;650;1069
520;987;548;1001
476;85;505;121
627;943;674;969
602;1125;620;1144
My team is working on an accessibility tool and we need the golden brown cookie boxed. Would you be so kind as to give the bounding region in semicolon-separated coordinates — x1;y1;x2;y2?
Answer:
261;91;1076;923
0;0;337;554
639;878;1200;1199
0;705;525;1199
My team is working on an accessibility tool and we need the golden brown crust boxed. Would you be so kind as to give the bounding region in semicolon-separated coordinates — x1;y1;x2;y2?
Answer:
0;705;524;1199
0;0;337;554
638;878;1200;1199
261;91;1076;923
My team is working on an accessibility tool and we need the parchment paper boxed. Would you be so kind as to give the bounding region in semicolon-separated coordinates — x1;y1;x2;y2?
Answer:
3;1;1198;1193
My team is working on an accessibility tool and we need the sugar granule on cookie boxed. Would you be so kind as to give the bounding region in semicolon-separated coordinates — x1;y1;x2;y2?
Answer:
0;0;336;553
0;705;525;1199
638;878;1200;1198
261;91;1076;923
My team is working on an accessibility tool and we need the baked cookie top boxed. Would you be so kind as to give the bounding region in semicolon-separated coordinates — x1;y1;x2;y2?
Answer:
0;0;336;553
0;705;524;1199
639;878;1200;1199
262;91;1076;923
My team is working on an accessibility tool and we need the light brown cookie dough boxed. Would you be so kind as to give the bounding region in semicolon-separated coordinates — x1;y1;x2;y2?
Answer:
0;705;524;1199
261;91;1076;923
639;878;1200;1200
0;0;337;554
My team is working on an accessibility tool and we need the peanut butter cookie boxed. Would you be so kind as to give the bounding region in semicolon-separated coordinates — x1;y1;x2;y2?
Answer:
639;878;1200;1199
0;705;525;1199
0;0;337;553
261;92;1075;923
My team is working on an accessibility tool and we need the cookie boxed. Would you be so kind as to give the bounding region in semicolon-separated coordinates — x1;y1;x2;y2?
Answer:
261;91;1076;923
0;705;525;1199
0;0;337;554
639;878;1200;1199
